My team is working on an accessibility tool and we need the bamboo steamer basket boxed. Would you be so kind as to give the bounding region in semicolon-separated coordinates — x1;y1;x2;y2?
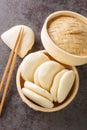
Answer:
16;50;79;112
41;11;87;66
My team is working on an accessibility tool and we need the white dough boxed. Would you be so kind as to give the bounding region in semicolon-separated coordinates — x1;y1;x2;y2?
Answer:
57;70;75;103
1;25;35;58
21;52;50;81
24;81;53;101
34;67;40;86
38;60;64;91
22;88;54;108
50;69;68;102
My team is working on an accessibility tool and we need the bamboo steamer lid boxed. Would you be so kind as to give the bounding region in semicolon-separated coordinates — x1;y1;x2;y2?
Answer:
41;11;87;66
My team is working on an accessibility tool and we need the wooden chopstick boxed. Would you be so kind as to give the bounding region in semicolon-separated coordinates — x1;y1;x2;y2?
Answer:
0;27;24;115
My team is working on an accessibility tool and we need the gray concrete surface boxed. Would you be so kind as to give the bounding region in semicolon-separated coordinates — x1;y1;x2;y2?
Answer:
0;0;87;130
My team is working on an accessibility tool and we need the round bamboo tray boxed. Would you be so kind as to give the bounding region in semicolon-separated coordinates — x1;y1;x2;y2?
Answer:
16;51;79;112
41;11;87;66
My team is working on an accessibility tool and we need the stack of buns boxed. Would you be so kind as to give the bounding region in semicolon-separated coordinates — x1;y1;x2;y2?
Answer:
20;51;75;108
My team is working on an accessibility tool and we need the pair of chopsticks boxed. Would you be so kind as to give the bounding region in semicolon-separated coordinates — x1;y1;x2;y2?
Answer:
0;27;24;115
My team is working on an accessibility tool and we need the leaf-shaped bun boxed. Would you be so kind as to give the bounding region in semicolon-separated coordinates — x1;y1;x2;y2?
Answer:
1;25;35;58
57;70;75;103
50;69;68;102
24;81;53;102
21;52;50;81
22;88;54;108
38;61;64;91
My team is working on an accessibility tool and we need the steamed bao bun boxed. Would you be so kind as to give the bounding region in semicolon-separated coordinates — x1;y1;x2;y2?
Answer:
50;69;68;102
1;25;35;58
21;51;50;81
21;51;75;108
34;60;64;91
22;81;54;108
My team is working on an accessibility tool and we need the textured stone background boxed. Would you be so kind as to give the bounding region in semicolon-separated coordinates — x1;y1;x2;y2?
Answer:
0;0;87;130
